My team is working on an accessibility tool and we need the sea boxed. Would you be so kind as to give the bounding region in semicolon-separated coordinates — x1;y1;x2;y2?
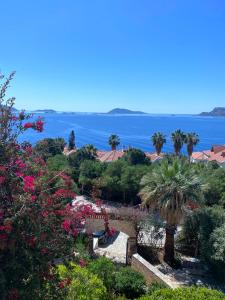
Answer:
20;113;225;154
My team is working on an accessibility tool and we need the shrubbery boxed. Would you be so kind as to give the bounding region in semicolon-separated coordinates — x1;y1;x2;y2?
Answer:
114;267;146;299
57;263;107;300
138;287;225;300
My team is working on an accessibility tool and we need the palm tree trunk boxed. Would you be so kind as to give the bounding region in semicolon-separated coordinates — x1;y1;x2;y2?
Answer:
164;224;176;264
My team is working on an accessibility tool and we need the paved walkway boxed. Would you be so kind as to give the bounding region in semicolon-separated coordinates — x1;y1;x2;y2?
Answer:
95;231;128;264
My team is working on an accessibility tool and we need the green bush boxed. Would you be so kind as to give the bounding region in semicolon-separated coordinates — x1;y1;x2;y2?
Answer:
114;267;146;299
87;257;116;291
57;263;107;300
146;281;166;295
138;287;225;300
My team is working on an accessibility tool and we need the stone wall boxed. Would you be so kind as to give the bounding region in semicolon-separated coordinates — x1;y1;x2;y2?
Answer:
85;218;137;237
131;254;176;288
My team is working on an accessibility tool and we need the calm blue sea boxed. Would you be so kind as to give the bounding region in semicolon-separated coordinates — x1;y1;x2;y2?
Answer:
20;113;225;153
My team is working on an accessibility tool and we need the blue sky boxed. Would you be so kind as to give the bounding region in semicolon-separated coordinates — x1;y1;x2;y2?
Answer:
1;0;225;113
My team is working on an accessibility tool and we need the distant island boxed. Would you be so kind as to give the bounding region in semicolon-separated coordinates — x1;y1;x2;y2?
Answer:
199;107;225;117
33;109;57;113
107;108;146;114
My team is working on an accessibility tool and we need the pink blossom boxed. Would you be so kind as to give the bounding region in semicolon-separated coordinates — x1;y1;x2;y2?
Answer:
23;122;33;129
79;259;87;268
23;176;35;192
61;219;71;232
0;176;6;185
35;118;44;132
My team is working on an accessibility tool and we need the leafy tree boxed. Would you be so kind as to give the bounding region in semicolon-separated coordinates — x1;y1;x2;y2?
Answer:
68;130;75;150
202;167;225;206
34;137;65;160
123;148;150;165
151;132;166;155
139;158;204;264
68;145;97;169
171;130;186;155
108;134;120;150
79;160;105;193
181;206;225;280
139;287;225;300
184;132;199;161
114;267;146;299
87;257;116;292
120;165;149;204
47;154;71;173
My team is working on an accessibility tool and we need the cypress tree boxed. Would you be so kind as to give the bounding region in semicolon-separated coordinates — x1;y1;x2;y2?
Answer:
68;130;75;150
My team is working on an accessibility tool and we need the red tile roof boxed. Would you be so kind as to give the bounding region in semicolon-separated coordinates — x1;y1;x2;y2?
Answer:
97;150;124;162
192;145;225;165
145;152;164;162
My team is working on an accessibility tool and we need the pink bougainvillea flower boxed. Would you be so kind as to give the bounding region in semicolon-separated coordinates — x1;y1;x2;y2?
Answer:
79;259;87;268
0;233;8;239
95;199;103;207
0;166;6;172
35;118;44;132
15;159;26;169
108;227;117;237
10;115;18;121
42;210;49;218
23;176;35;192
40;248;48;255
61;219;71;232
0;176;6;185
23;122;33;129
26;236;36;247
31;195;37;202
25;146;33;155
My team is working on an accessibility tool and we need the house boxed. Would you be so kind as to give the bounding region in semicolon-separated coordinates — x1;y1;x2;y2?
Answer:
191;145;225;167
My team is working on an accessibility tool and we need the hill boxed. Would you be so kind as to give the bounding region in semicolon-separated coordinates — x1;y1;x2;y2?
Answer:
107;108;146;114
199;107;225;117
33;109;57;113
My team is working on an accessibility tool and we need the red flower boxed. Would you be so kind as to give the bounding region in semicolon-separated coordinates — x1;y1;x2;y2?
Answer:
0;176;6;185
10;115;18;121
15;159;26;169
35;118;44;132
42;210;49;218
31;195;37;202
23;176;35;192
25;146;33;155
79;259;87;267
61;219;71;232
0;233;8;239
0;166;6;172
26;236;36;247
23;122;33;129
108;227;117;237
40;248;48;255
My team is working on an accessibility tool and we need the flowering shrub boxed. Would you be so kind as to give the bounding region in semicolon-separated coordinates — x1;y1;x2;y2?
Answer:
0;72;92;299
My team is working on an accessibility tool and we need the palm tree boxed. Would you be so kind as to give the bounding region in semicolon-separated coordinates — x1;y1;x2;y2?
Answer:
185;133;199;162
171;130;186;155
108;134;120;151
151;132;166;155
139;158;204;264
84;144;97;158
